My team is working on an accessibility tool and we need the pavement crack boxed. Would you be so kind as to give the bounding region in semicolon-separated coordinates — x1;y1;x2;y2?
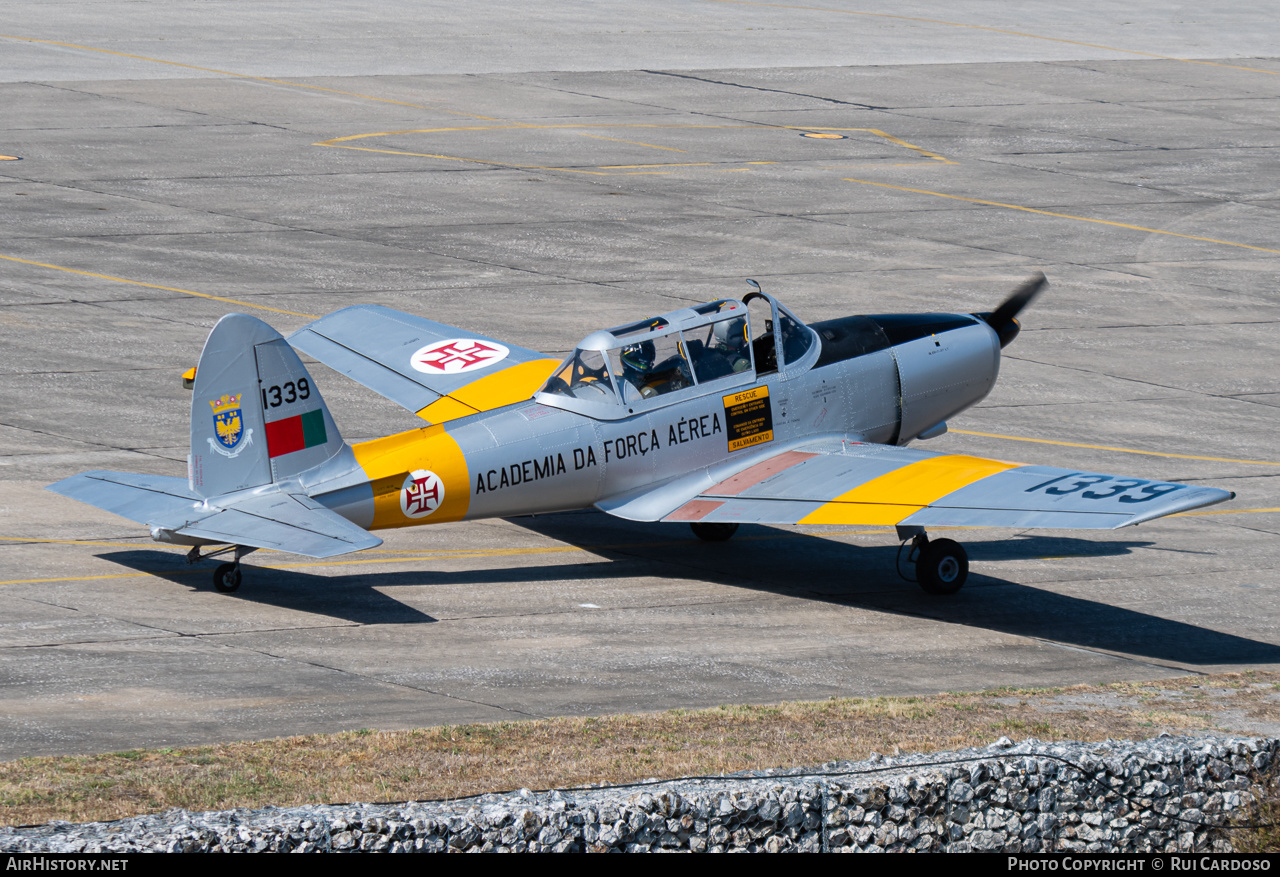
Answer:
2;633;180;650
1177;472;1280;482
640;70;882;111
1001;353;1279;406
189;623;357;638
0;417;182;461
976;395;1180;410
0;367;170;377
27;82;237;125
1035;319;1280;331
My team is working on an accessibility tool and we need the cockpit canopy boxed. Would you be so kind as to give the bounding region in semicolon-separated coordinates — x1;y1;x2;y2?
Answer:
536;293;817;419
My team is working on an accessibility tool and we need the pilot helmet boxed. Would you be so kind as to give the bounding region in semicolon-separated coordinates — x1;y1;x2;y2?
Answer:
620;340;655;372
713;317;748;351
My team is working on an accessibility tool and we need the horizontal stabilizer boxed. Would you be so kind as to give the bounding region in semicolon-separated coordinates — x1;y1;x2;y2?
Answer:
48;471;381;558
175;491;383;558
289;305;558;422
48;471;202;525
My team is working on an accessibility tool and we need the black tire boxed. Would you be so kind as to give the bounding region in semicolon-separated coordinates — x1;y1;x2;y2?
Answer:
917;538;968;595
690;522;739;542
213;562;242;593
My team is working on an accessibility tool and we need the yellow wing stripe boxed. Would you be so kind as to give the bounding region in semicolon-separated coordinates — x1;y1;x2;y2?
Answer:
799;454;1017;525
416;395;477;424
415;358;561;423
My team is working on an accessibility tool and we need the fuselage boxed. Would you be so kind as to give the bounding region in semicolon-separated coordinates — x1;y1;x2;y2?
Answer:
310;298;1004;533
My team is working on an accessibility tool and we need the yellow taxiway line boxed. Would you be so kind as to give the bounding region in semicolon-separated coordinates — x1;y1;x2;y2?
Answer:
841;179;1280;256
0;254;317;319
0;536;156;549
314;126;953;172
577;133;687;153
952;430;1280;467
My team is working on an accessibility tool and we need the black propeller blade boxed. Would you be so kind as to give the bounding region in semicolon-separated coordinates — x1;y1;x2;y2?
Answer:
975;272;1046;348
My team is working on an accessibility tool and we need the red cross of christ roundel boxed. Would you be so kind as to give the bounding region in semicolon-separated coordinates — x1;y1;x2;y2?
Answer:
400;469;445;519
410;338;510;375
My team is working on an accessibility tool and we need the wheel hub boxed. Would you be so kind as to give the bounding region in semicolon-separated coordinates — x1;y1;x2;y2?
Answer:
937;556;959;582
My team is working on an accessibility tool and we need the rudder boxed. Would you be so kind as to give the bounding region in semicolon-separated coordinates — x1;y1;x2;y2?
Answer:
190;314;344;498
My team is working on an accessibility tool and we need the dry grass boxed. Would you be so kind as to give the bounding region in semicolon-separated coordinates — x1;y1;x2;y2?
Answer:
4;671;1280;826
1233;772;1280;853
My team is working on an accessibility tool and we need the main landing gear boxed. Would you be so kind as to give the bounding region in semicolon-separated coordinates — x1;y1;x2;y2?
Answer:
897;526;968;595
213;562;242;593
689;521;967;593
186;544;256;593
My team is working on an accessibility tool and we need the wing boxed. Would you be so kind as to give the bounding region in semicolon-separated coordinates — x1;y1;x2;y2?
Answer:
48;471;382;558
288;305;560;424
598;439;1233;529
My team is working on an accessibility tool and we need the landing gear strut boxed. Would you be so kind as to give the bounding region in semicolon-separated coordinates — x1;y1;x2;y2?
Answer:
186;544;256;593
691;522;739;542
897;526;968;595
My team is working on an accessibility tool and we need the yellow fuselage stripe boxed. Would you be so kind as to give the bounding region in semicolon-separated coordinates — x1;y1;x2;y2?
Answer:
351;425;472;529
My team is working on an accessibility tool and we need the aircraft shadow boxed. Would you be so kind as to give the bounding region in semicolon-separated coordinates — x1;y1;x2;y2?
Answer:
99;550;439;625
507;514;1280;668
99;518;1280;667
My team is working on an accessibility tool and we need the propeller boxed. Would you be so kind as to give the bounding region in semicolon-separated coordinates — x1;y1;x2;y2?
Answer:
974;272;1046;348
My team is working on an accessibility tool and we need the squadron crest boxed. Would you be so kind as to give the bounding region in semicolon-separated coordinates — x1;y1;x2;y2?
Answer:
207;393;254;458
210;393;244;449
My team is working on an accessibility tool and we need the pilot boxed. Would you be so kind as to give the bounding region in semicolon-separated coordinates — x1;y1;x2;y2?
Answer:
713;317;751;374
695;317;751;381
620;340;660;398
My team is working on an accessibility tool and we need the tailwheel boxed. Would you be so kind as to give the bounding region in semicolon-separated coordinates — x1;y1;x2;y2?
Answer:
916;537;968;595
213;562;242;593
691;522;739;542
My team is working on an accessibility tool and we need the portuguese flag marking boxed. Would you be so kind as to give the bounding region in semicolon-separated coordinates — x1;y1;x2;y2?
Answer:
266;409;327;458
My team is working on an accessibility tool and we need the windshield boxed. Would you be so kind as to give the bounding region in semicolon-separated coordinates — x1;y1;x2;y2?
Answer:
779;309;814;364
540;348;618;403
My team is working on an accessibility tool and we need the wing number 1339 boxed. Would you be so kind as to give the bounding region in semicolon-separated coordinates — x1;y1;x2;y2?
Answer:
1024;473;1184;504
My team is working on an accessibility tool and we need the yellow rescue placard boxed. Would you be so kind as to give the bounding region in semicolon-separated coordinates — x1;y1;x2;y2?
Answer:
723;385;774;452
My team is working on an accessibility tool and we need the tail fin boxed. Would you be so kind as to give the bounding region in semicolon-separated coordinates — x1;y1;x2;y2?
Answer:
190;314;344;497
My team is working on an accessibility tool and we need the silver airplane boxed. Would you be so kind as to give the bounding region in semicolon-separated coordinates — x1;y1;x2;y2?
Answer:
49;275;1233;594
